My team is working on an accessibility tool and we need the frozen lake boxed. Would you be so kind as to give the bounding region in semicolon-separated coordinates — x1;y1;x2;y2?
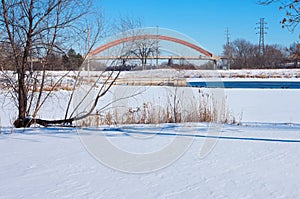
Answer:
1;123;300;198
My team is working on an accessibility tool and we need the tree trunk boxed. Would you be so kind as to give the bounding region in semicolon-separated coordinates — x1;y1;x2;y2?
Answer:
142;57;147;70
16;69;28;127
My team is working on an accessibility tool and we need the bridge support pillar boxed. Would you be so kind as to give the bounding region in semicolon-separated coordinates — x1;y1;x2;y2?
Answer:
213;60;217;70
168;58;173;66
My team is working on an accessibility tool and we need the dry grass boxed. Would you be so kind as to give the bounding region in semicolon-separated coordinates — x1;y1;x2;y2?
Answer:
29;83;75;92
253;74;269;79
78;89;237;127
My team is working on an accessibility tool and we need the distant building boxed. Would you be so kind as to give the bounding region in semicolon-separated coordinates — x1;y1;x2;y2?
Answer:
288;44;300;68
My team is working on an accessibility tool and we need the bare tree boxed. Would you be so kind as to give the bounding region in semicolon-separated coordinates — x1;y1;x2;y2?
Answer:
223;41;233;69
264;44;287;68
230;39;257;69
259;0;300;32
224;39;286;69
113;18;160;70
130;36;158;70
0;0;108;127
0;42;14;70
288;42;300;67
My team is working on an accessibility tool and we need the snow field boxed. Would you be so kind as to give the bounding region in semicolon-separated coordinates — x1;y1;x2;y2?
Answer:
1;124;300;198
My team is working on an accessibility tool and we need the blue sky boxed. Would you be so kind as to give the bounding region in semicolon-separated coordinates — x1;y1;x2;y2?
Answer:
97;0;299;55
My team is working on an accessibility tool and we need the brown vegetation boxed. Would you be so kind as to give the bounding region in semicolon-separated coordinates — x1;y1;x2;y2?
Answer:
78;89;237;127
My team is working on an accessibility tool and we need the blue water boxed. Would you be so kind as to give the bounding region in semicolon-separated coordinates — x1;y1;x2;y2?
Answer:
187;81;300;89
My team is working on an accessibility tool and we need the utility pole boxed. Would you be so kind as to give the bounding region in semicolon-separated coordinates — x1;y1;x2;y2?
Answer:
225;28;230;46
225;28;231;70
256;18;267;55
156;25;159;68
87;25;90;77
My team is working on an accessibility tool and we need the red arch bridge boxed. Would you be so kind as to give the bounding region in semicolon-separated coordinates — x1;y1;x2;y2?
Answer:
89;34;220;62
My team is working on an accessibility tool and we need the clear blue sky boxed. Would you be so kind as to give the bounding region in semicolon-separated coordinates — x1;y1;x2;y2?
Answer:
98;0;299;55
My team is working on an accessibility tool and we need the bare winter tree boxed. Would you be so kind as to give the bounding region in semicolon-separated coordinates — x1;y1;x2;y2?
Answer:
259;0;300;32
113;18;160;70
130;36;158;70
288;42;300;67
224;39;286;69
264;44;287;68
0;0;110;128
230;39;257;69
222;41;234;69
0;42;14;70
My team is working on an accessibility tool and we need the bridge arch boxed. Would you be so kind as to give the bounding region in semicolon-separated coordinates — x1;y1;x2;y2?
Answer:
90;34;215;59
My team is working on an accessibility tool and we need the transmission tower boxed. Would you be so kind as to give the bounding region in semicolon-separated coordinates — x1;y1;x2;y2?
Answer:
256;18;267;55
225;28;231;69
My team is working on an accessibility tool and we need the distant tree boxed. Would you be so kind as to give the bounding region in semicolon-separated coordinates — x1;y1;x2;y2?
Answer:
259;0;300;32
230;39;257;69
130;37;158;70
62;49;84;69
114;17;159;70
0;42;14;70
223;41;234;69
264;44;287;68
224;39;287;69
47;53;60;71
288;42;300;67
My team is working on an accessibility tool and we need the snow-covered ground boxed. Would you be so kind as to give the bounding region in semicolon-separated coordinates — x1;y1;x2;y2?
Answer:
1;123;300;198
225;88;300;123
1;69;300;198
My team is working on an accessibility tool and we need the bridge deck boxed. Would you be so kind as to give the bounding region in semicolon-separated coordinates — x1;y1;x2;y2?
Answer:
92;56;216;61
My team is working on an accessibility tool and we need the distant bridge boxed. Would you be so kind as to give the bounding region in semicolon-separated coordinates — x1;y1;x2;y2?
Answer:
93;55;217;61
89;34;220;61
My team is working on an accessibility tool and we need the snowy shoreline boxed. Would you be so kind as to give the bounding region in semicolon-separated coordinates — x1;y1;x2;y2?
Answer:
1;81;300;127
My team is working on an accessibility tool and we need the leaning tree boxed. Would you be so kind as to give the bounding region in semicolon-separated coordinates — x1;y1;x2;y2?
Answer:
0;0;116;128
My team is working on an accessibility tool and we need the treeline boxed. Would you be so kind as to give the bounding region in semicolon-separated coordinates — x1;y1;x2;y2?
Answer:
223;39;300;69
0;48;83;71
